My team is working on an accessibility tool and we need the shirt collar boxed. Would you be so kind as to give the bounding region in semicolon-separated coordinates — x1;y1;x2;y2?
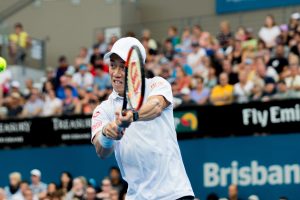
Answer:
110;89;124;100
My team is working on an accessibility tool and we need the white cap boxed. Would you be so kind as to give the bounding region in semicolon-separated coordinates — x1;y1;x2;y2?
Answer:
104;37;146;63
248;195;259;200
180;87;191;95
11;81;20;88
291;12;300;20
30;169;41;177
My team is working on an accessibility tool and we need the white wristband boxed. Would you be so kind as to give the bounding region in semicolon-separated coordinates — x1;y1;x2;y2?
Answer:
98;133;114;148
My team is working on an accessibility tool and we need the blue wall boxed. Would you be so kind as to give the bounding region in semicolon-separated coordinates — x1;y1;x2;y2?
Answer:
1;134;300;199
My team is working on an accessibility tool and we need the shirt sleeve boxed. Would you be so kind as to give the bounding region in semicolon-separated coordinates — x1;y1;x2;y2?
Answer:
148;76;173;106
91;101;111;142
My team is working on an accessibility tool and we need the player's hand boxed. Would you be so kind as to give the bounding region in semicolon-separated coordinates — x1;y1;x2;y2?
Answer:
116;110;133;128
103;121;123;140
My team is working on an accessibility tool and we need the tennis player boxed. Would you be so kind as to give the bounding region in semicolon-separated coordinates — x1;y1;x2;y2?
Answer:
91;37;194;200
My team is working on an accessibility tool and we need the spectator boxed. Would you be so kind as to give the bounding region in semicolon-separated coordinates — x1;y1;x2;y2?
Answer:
65;177;86;200
258;15;281;48
62;85;81;115
192;24;202;40
8;22;31;65
141;29;158;52
0;188;6;200
190;75;210;105
5;92;24;118
29;169;47;198
284;63;300;98
248;194;259;200
41;89;62;117
210;72;234;106
217;20;233;50
222;59;239;85
77;47;90;65
234;70;254;103
108;167;127;199
94;32;108;55
179;87;196;106
187;41;206;74
96;178;112;200
163;39;176;61
85;186;99;200
206;193;219;200
90;44;103;68
58;172;73;196
23;188;35;200
20;181;30;200
272;80;292;100
228;184;241;200
80;87;99;115
206;67;218;88
4;172;22;199
93;64;111;99
180;27;192;54
109;188;119;200
267;44;289;75
46;183;57;197
172;66;191;96
54;56;70;90
56;75;78;100
72;65;94;89
288;13;300;41
167;26;180;47
21;88;44;118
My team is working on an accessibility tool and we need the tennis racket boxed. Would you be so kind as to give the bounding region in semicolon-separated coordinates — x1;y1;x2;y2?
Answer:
118;45;145;130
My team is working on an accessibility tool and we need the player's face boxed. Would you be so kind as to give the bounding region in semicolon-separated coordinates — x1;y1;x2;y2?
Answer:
109;54;126;96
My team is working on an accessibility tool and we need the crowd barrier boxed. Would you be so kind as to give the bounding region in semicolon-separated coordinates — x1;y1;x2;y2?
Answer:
0;99;300;148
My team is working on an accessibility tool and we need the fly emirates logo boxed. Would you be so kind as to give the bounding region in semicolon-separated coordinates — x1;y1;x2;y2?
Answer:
204;161;300;187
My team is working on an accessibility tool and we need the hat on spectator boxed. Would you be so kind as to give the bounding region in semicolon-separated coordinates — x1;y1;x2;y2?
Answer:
31;169;41;177
11;92;21;99
11;81;20;88
79;65;88;71
291;12;300;20
180;87;191;95
104;37;146;63
248;195;259;200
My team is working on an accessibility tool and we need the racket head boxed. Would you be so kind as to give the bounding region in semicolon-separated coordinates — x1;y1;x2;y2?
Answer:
125;45;145;111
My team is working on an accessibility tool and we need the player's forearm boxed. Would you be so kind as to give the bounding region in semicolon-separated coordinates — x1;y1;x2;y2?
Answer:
138;97;165;121
93;133;114;159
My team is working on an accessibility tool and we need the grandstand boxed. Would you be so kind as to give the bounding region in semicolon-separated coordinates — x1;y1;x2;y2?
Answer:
0;0;300;200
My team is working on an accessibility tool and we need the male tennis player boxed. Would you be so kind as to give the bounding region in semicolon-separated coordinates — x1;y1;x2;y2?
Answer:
91;37;194;200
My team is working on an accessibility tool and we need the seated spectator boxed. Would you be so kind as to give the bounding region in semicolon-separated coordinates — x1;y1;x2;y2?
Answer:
54;56;70;90
23;188;34;200
42;89;62;117
93;64;111;99
261;78;277;102
62;85;81;115
108;167;127;199
190;75;210;105
272;80;292;100
96;178;112;200
284;63;300;98
90;44;103;68
258;15;281;48
228;184;241;200
179;87;197;106
94;32;108;55
58;172;73;196
206;193;219;200
179;27;192;54
85;186;99;200
80;87;99;115
167;26;180;47
217;20;233;51
4;172;22;199
0;187;6;200
72;65;94;89
210;72;234;106
142;29;158;52
30;169;47;199
56;75;78;100
186;41;206;74
65;177;86;200
21;88;44;118
19;181;30;200
109;188;119;200
205;67;218;89
8;22;31;65
172;66;191;96
163;39;176;61
267;44;289;76
234;70;254;103
6;92;24;118
222;59;239;85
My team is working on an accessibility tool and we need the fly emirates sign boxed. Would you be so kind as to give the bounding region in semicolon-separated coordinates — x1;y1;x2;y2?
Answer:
242;104;300;127
204;161;300;187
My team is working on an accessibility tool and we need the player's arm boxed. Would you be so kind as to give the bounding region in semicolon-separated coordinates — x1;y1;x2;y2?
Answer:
91;107;121;159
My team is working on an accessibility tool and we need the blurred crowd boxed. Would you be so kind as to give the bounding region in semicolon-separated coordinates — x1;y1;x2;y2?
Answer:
1;12;300;119
0;167;127;200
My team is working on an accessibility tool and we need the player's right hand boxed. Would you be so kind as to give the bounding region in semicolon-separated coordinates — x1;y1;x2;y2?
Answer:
103;121;123;140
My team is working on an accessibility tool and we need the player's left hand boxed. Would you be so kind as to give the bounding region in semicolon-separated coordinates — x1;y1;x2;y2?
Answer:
115;110;133;128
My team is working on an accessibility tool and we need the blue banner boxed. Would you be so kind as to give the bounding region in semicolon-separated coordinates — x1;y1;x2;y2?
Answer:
216;0;300;14
179;134;300;200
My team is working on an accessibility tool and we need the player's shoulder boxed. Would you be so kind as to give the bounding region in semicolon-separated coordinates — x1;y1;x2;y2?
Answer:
92;98;111;114
147;76;171;89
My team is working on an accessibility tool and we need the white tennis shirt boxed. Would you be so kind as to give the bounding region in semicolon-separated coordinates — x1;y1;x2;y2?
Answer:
91;76;194;200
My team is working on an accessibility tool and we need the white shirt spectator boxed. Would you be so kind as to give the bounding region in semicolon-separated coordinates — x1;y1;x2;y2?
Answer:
42;95;62;117
91;77;194;200
72;72;94;88
187;47;206;73
258;26;280;48
234;81;254;103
